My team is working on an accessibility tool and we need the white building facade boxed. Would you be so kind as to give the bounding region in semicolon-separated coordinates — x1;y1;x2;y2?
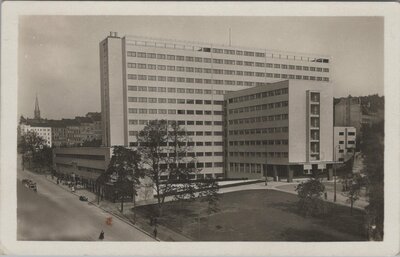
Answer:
333;126;356;162
225;80;334;181
20;124;52;147
100;32;331;178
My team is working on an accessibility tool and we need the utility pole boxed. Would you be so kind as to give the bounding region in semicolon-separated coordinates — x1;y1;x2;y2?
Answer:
334;145;340;202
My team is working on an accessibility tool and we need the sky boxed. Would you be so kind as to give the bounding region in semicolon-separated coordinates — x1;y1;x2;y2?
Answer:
18;16;383;120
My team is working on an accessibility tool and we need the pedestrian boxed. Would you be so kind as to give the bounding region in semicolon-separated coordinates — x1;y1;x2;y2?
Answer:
99;230;104;240
324;192;328;200
265;177;268;186
153;227;157;238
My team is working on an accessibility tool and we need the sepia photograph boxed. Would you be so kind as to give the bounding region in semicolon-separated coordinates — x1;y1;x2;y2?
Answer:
1;2;399;256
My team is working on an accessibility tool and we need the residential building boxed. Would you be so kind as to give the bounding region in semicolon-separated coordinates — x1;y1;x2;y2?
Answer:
65;120;82;146
86;112;102;141
19;123;52;147
225;80;334;181
51;123;67;147
333;126;356;162
100;32;331;178
334;96;383;135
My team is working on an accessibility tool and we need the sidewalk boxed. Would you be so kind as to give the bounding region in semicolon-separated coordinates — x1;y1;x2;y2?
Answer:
271;182;368;210
44;175;190;241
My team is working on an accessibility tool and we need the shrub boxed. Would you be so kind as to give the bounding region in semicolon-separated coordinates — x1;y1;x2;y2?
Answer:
296;179;328;217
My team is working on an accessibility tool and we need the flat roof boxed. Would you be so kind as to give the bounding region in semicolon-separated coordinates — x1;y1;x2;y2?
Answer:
123;34;331;60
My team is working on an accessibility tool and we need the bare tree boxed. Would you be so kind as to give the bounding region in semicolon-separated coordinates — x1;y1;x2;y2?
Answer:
137;120;200;217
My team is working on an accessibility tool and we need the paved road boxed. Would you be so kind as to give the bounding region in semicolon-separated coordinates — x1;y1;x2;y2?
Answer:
17;159;154;241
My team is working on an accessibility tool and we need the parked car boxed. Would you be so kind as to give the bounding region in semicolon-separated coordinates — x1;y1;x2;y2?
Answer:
23;179;37;192
29;183;37;192
79;196;88;201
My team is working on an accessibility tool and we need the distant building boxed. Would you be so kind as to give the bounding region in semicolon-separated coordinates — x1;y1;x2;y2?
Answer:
51;123;68;147
19;112;102;148
65;120;81;146
333;127;356;162
34;94;41;120
334;96;383;135
85;112;102;141
225;80;334;181
19;123;52;147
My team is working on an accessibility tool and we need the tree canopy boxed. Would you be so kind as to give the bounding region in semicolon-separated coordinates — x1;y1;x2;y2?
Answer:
360;121;384;240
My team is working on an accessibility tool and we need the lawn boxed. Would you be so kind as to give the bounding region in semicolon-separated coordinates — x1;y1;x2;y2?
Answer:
136;189;368;241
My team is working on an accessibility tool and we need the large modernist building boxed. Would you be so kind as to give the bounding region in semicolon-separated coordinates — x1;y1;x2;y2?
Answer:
100;32;331;179
225;80;334;181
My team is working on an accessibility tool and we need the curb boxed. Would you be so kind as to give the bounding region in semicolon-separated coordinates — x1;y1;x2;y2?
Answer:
44;176;159;241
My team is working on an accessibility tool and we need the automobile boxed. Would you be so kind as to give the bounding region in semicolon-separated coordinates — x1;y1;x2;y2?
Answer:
29;183;37;192
22;179;30;184
79;196;88;201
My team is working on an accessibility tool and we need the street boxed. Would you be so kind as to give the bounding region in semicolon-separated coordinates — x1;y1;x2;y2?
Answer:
17;157;154;241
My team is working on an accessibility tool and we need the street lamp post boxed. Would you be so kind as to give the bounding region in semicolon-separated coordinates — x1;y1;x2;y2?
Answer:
333;145;341;202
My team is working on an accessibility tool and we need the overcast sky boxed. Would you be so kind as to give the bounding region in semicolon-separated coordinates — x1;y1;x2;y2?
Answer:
18;16;383;120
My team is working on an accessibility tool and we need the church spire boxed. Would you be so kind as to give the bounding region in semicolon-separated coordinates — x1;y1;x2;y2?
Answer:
34;94;41;120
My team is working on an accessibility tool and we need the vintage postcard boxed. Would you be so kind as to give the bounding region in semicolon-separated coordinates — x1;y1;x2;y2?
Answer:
1;1;399;256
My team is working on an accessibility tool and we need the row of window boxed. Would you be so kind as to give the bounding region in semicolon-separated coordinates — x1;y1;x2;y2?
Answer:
229;139;288;146
229;101;288;116
229;151;289;158
338;131;356;136
128;62;329;73
128;85;228;95
229;163;263;174
338;140;355;145
30;128;51;131
229;113;289;125
229;103;288;114
129;119;223;126
228;88;288;104
155;162;224;169
229;127;289;136
128;108;224;116
127;50;329;65
127;74;329;84
135;151;225;158
129;131;224;137
211;48;330;64
127;96;224;106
